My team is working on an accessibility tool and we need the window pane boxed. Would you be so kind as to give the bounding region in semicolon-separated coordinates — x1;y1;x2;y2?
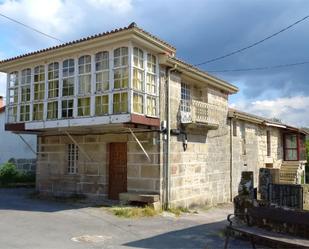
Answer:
114;47;128;67
114;68;128;89
78;75;91;94
78;97;90;116
133;68;144;91
95;95;109;116
47;101;58;119
133;93;143;113
113;93;127;114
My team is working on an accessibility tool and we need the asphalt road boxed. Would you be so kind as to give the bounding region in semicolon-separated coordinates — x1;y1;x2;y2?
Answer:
0;188;256;249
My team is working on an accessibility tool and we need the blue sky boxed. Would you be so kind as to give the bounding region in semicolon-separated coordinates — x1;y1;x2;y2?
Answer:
0;0;308;127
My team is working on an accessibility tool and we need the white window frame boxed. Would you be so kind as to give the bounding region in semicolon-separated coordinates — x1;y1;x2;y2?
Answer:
95;51;109;93
48;62;59;99
61;98;74;119
78;55;91;95
47;101;58;120
62;59;75;97
33;102;44;121
95;94;109;116
181;82;191;112
68;144;78;174
77;97;91;116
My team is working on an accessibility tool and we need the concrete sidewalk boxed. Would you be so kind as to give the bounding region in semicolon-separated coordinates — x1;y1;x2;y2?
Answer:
0;188;262;249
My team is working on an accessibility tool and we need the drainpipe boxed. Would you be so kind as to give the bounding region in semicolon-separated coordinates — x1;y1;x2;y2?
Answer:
165;64;177;209
229;118;233;202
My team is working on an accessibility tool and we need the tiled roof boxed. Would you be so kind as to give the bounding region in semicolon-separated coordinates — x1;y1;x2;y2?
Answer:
229;108;308;134
0;22;175;64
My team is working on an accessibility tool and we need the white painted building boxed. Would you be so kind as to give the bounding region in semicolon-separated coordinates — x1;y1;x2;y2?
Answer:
0;96;36;169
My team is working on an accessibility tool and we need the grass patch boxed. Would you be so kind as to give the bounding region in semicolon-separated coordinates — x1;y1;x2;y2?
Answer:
166;207;190;217
109;206;159;218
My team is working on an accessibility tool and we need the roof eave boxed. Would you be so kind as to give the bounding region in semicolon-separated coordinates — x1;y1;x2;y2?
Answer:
163;57;238;94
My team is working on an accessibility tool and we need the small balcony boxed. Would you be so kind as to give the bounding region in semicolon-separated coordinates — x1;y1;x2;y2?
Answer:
179;100;220;129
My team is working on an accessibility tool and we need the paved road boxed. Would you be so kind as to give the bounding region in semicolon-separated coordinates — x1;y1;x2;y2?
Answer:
0;188;257;249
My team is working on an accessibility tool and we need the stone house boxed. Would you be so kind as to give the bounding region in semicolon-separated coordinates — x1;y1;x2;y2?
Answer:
0;96;36;172
228;109;308;196
0;23;307;207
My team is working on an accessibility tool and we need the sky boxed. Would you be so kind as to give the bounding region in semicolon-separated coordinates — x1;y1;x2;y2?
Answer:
0;0;308;127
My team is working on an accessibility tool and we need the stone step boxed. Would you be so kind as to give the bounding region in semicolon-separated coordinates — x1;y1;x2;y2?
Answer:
281;165;299;169
279;181;296;185
280;170;297;174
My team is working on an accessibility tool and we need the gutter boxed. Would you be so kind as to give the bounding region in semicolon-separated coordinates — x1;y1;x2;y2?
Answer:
164;64;177;209
229;118;233;202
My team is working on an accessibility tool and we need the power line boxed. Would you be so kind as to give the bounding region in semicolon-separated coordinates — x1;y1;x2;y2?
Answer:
195;14;309;66
0;12;64;43
207;60;309;73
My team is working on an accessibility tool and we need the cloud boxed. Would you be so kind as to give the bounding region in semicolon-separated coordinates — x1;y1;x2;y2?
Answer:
0;0;308;126
230;96;309;127
0;0;133;54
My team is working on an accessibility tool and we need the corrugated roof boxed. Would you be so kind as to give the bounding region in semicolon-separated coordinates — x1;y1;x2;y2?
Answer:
0;22;176;65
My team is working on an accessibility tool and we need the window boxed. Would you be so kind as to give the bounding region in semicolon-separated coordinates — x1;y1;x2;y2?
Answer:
113;47;128;90
133;68;144;91
21;68;31;85
21;86;31;102
20;104;30;121
8;105;17;123
284;134;298;161
145;53;158;116
95;95;109;116
240;122;246;155
299;135;306;161
48;62;59;98
78;55;91;95
114;47;128;67
146;96;157;116
62;99;74;118
62;59;75;96
95;51;109;93
68;144;78;174
133;93;143;114
133;47;144;68
113;92;128;114
146;73;156;94
266;130;271;157
47;101;58;120
21;68;31;102
33;103;44;121
34;65;45;100
9;72;19;104
114;68;128;89
77;97;90;116
181;83;191;112
147;53;156;73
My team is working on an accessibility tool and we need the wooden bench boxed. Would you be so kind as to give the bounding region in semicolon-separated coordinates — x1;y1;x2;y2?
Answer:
224;206;309;249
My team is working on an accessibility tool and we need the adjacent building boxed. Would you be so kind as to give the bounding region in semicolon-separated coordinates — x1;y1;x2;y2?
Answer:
0;96;36;172
0;23;307;207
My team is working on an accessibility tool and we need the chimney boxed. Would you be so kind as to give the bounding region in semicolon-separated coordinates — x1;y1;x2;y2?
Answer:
0;96;3;108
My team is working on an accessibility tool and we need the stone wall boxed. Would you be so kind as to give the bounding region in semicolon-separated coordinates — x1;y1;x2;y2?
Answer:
231;121;284;197
37;132;160;199
166;71;231;207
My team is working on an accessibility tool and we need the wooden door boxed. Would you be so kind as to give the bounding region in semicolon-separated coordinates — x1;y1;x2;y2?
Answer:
109;143;127;200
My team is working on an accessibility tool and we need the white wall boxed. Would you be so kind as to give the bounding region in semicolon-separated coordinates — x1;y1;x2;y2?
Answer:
0;111;37;164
